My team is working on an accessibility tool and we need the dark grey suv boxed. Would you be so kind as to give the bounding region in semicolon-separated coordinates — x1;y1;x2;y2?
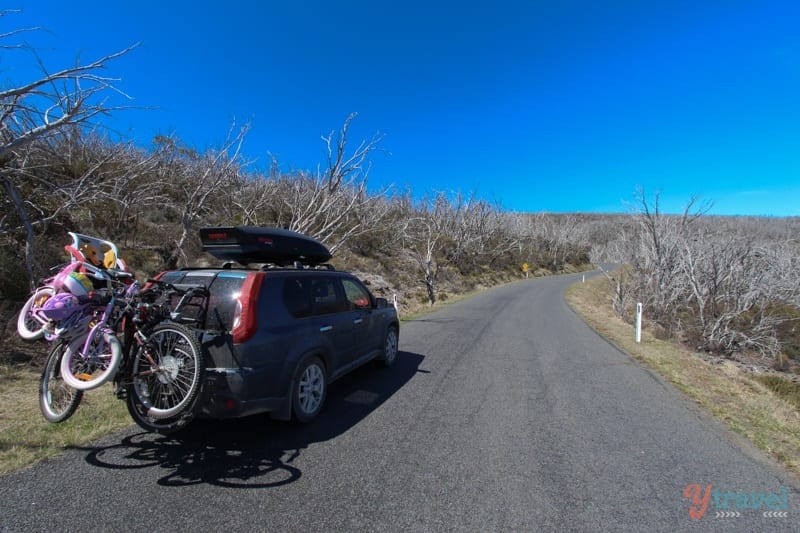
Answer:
153;227;399;429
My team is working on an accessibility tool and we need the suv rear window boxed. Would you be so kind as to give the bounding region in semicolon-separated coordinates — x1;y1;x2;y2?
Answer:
156;270;246;331
206;272;247;331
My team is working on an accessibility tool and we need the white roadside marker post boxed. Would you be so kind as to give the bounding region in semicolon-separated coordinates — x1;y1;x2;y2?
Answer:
636;302;643;343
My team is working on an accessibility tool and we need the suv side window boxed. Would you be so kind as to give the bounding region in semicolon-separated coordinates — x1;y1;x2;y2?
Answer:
342;278;372;310
311;277;347;316
282;278;312;319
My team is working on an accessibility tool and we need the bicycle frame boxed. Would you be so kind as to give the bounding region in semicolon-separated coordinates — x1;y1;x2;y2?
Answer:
114;281;203;365
57;271;135;391
110;280;207;387
68;292;117;362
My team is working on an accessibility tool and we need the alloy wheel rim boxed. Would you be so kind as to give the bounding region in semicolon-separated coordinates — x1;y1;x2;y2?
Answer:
298;364;324;414
386;331;398;362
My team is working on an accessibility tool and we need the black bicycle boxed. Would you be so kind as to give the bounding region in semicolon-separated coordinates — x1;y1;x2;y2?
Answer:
116;279;209;433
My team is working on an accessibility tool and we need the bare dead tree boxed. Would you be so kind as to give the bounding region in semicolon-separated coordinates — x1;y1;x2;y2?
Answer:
536;214;578;271
278;170;391;253
0;45;137;159
679;231;792;357
5;131;161;233
605;188;800;360
99;142;167;243
265;114;390;253
436;194;519;273
504;212;539;265
156;122;251;269
322;112;384;193
0;15;137;287
399;193;457;306
230;155;283;226
630;189;710;324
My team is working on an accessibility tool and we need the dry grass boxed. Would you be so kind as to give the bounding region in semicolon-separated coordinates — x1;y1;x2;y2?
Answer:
566;275;800;480
0;365;131;476
755;375;800;410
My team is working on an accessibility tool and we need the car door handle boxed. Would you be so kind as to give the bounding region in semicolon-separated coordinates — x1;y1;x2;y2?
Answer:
353;318;363;325
320;325;333;332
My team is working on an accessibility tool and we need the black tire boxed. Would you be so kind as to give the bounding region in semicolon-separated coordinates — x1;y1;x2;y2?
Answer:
39;342;83;423
129;322;205;420
292;355;327;423
377;326;399;367
125;389;195;435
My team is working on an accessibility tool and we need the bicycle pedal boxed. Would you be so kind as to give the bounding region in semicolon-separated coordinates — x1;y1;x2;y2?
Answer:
75;373;93;381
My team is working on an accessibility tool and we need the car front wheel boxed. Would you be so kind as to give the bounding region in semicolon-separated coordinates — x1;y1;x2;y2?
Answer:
292;355;327;423
378;326;398;367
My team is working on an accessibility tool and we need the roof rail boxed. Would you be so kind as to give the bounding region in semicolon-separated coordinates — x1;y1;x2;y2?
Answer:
256;262;337;271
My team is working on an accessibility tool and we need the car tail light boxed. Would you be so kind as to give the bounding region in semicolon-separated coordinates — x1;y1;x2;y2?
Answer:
232;272;265;343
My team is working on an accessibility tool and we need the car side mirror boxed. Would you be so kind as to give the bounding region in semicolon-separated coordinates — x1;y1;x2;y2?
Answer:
375;297;388;309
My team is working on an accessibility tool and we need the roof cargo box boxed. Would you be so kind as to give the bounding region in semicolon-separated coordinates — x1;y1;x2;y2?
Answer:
199;226;332;266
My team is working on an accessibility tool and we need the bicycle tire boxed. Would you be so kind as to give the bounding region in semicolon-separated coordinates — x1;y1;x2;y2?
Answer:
125;391;195;435
39;342;83;423
129;322;205;420
59;331;123;391
17;286;55;341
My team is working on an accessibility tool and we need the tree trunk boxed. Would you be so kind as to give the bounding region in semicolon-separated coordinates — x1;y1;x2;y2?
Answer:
165;222;190;270
2;176;36;290
423;258;436;306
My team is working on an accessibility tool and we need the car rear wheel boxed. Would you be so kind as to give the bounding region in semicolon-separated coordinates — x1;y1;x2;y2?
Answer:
292;355;327;423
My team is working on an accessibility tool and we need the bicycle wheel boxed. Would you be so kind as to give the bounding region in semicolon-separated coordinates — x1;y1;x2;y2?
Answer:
39;342;83;423
125;391;195;435
60;331;123;391
130;323;205;420
17;286;55;341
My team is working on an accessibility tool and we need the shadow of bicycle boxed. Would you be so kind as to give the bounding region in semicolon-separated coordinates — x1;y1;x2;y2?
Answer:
76;351;425;488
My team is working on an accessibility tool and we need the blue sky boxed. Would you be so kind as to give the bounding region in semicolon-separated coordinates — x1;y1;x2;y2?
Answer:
6;1;800;215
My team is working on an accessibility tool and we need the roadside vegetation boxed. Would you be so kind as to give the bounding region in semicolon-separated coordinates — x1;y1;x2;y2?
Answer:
597;191;800;363
567;275;800;480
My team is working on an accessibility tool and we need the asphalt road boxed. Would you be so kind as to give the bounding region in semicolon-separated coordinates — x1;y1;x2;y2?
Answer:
1;269;797;532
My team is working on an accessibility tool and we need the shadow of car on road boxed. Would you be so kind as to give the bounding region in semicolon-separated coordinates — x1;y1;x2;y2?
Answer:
75;351;425;488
